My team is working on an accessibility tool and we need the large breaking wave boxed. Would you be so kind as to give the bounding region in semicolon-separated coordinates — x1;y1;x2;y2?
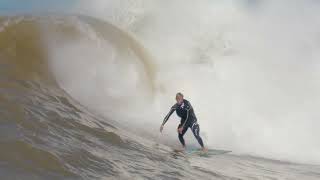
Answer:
1;1;320;179
0;15;173;179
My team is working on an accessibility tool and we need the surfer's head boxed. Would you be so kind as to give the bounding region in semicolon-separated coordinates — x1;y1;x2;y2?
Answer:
176;92;184;105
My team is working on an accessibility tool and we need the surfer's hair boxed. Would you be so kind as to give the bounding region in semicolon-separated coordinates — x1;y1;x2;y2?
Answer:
176;92;184;98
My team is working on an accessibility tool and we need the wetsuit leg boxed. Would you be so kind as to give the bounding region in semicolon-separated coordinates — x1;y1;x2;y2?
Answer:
191;123;204;148
178;124;188;147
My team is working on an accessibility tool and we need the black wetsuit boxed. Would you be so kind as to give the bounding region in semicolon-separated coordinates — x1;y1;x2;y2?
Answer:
162;99;204;148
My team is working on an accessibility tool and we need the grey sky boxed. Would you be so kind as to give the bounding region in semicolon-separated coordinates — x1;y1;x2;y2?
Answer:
0;0;77;14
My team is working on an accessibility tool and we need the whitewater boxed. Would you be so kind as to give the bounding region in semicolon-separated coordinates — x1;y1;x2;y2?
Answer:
0;0;320;179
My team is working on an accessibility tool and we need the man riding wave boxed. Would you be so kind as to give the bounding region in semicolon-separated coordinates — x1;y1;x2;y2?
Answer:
160;93;207;152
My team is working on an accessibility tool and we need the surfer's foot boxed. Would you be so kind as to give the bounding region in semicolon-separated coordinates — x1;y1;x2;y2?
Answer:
201;147;208;152
173;145;186;153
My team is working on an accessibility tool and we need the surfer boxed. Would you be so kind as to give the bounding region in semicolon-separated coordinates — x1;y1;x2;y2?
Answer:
160;93;207;152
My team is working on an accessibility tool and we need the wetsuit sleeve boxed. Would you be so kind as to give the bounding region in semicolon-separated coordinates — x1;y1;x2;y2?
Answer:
162;105;177;126
182;100;193;128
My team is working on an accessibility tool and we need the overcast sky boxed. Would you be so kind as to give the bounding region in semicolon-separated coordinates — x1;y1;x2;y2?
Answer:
0;0;76;14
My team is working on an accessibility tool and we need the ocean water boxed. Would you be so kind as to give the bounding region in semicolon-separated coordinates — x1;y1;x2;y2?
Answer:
1;1;320;179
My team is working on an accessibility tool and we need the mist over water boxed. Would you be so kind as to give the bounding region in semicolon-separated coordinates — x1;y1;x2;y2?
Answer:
44;0;320;164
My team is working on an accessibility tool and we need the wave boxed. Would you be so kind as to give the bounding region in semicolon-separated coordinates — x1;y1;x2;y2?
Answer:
0;10;320;179
0;15;158;179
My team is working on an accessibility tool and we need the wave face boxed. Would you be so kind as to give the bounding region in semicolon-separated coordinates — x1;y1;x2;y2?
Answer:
0;2;320;179
0;16;175;179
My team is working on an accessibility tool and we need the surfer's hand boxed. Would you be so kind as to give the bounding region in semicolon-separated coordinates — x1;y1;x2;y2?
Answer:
160;125;164;133
178;127;183;134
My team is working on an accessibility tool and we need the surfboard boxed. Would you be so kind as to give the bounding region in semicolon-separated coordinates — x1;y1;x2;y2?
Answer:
172;148;231;157
186;149;231;157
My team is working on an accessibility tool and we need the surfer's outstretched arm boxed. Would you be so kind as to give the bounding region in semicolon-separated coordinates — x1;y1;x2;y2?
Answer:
160;105;176;132
162;106;176;125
